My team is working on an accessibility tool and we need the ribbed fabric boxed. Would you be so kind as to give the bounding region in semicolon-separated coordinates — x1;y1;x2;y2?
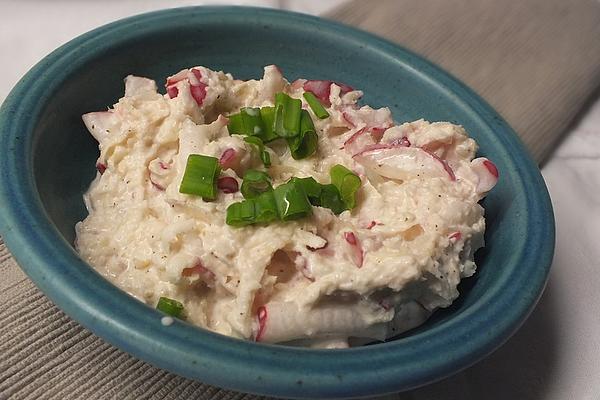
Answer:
326;0;600;164
2;0;600;398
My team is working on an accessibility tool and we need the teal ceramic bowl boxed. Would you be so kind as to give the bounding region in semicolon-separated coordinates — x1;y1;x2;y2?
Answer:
0;7;554;398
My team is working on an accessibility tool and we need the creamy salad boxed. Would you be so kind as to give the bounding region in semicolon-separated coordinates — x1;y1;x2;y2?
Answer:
75;65;498;348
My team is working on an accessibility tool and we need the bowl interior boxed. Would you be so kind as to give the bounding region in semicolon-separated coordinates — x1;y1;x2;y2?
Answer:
1;7;553;398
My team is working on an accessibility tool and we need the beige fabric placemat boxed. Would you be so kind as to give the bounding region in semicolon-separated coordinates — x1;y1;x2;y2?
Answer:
2;0;600;399
327;0;600;164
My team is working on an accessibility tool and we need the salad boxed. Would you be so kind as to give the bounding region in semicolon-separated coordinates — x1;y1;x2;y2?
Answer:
75;65;498;348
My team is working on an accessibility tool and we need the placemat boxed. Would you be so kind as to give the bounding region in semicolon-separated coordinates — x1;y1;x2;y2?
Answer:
2;0;600;399
327;0;600;164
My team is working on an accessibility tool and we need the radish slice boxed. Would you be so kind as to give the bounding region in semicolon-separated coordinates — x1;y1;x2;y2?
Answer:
344;232;364;268
449;231;462;241
217;177;239;193
82;111;120;144
303;80;353;106
219;148;237;169
189;83;207;107
255;306;268;342
353;146;456;181
255;301;389;343
150;179;165;191
124;75;157;97
303;80;332;105
190;68;203;85
470;157;499;194
166;86;179;99
165;70;188;86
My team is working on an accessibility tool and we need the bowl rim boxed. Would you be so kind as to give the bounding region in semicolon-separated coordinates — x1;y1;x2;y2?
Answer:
0;6;555;398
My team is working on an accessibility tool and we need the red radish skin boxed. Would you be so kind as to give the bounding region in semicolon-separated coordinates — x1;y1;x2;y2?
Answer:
189;83;207;107
219;148;237;169
390;136;411;147
217;177;239;193
158;161;170;170
421;149;456;181
371;127;387;142
303;80;332;106
343;128;367;147
342;111;355;127
150;179;165;191
96;163;107;174
449;231;462;241
365;221;377;230
483;160;499;178
191;68;203;84
303;80;354;107
167;86;178;99
354;145;456;181
344;232;364;268
256;306;268;342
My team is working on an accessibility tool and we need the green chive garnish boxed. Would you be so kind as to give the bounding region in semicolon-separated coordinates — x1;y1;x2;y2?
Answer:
330;164;361;209
254;190;279;223
241;169;273;199
303;92;330;119
318;184;347;215
227;113;244;134
273;181;312;221
287;110;318;160
156;297;184;318
244;136;271;167
290;177;322;205
225;200;256;227
179;154;220;200
227;107;265;136
259;107;279;143
274;92;302;138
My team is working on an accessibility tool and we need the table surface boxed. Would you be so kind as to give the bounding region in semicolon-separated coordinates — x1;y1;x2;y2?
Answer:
1;1;599;399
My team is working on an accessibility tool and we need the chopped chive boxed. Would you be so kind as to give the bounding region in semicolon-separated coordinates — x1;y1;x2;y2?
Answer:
287;110;318;160
244;136;271;167
318;184;347;215
254;190;279;223
274;92;302;138
227;114;244;134
259;107;279;142
179;154;220;201
156;297;184;318
226;200;256;227
273;181;312;221
227;108;265;136
241;169;273;199
290;177;322;205
330;164;361;209
303;92;330;119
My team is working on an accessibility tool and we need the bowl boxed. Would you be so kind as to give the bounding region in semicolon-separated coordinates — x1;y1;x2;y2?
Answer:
0;6;554;398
